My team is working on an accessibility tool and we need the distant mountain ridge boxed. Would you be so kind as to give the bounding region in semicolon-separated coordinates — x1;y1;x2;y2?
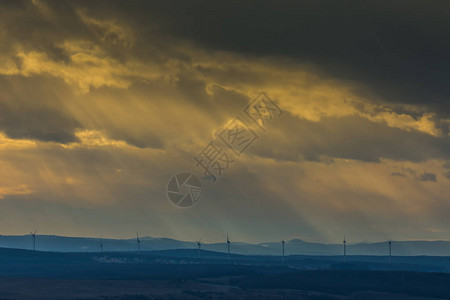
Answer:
0;235;449;256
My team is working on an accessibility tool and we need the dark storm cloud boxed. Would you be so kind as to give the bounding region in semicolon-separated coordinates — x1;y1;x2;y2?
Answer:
5;0;449;116
80;79;249;149
0;1;85;54
93;0;450;115
391;172;406;177
251;113;450;163
0;0;149;65
1;0;448;149
0;75;80;143
416;172;437;182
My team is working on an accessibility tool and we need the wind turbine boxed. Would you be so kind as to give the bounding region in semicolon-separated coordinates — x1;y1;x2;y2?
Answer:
282;240;285;263
100;235;104;253
196;239;202;258
226;233;231;259
30;230;37;251
388;240;392;264
136;233;141;254
343;236;347;262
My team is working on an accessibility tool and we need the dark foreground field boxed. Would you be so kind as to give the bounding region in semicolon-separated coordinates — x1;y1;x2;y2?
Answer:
1;248;450;299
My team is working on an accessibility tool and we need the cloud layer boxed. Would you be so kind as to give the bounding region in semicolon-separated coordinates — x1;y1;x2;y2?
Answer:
0;0;448;243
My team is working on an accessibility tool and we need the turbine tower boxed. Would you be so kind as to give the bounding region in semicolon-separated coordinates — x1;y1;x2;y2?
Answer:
136;233;141;254
30;230;37;251
388;240;392;264
100;235;104;253
343;236;347;262
226;233;231;259
196;239;202;258
282;240;285;263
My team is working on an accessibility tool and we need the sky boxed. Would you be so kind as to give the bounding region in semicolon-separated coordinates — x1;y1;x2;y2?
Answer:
0;0;449;244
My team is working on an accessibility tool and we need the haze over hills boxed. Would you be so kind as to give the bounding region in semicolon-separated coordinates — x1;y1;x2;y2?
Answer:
1;235;450;256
